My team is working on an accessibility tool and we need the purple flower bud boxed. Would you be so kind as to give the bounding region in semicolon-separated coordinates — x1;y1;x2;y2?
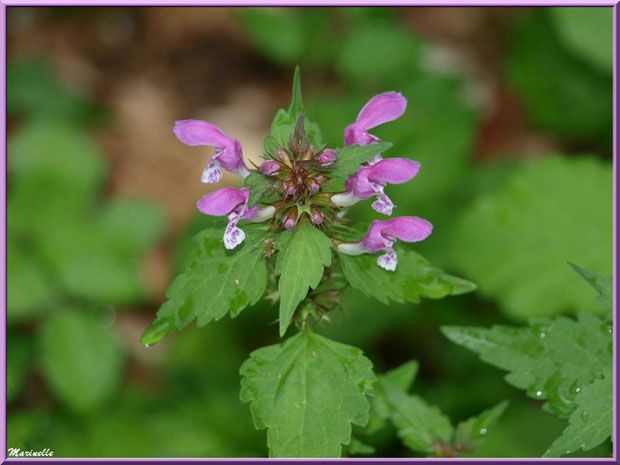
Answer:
311;210;323;225
344;92;407;147
260;160;281;176
332;158;420;215
283;211;297;229
317;149;337;167
196;187;274;249
337;217;432;271
173;119;249;183
285;183;296;196
308;180;320;193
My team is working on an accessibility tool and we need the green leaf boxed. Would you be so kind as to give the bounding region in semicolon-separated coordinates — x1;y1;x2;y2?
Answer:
543;373;612;457
39;309;124;414
568;262;612;315
9;121;106;206
381;376;453;453
507;12;612;143
336;18;421;86
329;142;392;179
367;360;419;433
38;215;151;305
443;313;612;418
239;9;333;67
275;222;333;336
239;331;375;457
97;199;165;256
7;239;56;322
244;170;276;206
269;67;322;147
442;312;612;421
141;227;268;345
454;401;509;453
340;247;475;305
443;156;612;319
550;7;613;73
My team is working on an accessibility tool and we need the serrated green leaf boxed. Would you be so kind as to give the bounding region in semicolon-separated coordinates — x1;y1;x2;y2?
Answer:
367;360;419;434
568;262;612;315
244;171;275;206
382;378;453;453
142;227;268;345
346;437;376;456
340;247;474;305
442;312;612;421
275;222;332;336
444;156;612;319
383;360;419;392
239;331;375;457
329;142;392;179
39;309;124;414
454;401;509;453
543;373;612;457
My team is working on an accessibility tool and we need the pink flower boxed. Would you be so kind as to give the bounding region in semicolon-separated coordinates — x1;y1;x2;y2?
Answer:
174;119;250;184
197;187;274;249
344;92;407;148
331;158;420;215
337;217;432;271
317;149;337;166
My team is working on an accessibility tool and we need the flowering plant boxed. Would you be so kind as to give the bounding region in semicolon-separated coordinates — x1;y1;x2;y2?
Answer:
141;68;476;457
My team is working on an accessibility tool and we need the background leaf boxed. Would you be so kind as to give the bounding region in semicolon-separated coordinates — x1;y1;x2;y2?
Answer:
441;156;612;319
39;310;124;414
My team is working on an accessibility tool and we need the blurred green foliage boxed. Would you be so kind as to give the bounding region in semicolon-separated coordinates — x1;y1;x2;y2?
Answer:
506;8;612;149
7;5;613;459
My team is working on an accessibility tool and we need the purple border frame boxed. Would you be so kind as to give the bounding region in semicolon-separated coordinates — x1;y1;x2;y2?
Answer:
0;2;617;464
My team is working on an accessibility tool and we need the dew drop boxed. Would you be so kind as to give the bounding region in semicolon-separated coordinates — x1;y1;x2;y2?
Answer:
480;428;487;435
536;390;542;397
575;387;581;393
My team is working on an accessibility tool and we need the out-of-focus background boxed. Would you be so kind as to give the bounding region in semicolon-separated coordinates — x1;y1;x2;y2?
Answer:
6;6;613;458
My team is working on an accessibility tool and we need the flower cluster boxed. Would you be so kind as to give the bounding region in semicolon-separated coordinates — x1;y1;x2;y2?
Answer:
173;91;432;270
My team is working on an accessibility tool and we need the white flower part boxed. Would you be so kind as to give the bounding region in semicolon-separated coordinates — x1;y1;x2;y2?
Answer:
367;154;383;166
237;166;251;180
368;180;394;215
376;249;398;271
223;213;245;249
331;190;360;207
201;159;222;184
371;190;394;215
337;242;367;256
250;206;276;223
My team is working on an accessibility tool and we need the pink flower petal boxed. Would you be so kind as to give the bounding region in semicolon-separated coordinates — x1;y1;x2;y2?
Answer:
344;92;407;146
196;187;249;216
